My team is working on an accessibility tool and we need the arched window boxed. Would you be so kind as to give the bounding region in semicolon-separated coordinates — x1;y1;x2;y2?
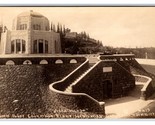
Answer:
55;59;63;64
6;60;15;65
40;60;48;64
11;39;26;54
22;40;25;52
16;39;21;53
70;59;77;63
33;39;48;54
23;60;32;65
11;40;14;53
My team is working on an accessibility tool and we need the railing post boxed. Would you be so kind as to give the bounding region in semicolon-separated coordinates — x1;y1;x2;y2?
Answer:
99;102;105;115
140;90;146;100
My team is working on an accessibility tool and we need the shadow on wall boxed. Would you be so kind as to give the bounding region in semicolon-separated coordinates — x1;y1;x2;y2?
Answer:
49;59;105;115
72;61;135;101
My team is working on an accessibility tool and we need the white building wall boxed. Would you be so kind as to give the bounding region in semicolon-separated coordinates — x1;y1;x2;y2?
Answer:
0;11;62;55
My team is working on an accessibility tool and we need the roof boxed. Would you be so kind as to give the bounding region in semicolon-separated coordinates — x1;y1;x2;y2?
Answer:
17;10;44;17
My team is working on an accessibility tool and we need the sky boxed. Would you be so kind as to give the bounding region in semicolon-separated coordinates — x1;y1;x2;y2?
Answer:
0;7;155;48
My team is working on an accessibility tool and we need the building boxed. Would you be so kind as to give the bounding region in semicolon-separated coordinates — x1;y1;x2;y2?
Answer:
0;10;61;55
65;32;77;39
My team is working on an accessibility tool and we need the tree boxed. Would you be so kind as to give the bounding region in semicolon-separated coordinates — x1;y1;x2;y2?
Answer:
60;24;62;34
57;23;60;33
53;24;56;32
63;25;66;34
50;22;53;30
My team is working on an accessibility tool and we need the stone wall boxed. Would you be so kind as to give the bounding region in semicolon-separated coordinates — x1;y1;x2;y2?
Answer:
134;75;154;100
49;90;105;115
0;63;80;117
0;56;86;65
49;59;105;115
72;61;135;101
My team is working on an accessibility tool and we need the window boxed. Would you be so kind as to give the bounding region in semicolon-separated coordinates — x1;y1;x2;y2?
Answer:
33;40;37;53
22;40;25;52
23;60;32;65
19;24;27;30
33;25;35;30
16;39;21;53
11;40;14;53
70;59;77;63
11;39;26;54
33;24;41;30
33;39;49;54
55;59;63;64
38;25;41;30
40;60;48;64
45;26;48;31
25;24;27;30
6;60;15;65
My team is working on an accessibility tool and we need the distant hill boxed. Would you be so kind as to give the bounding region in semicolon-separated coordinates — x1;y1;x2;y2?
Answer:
103;46;155;59
51;23;104;54
62;31;103;54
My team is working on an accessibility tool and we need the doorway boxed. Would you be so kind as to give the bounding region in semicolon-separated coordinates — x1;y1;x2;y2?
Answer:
102;80;112;99
39;42;43;53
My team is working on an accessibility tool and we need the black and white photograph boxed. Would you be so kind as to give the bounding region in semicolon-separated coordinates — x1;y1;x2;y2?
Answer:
0;6;155;119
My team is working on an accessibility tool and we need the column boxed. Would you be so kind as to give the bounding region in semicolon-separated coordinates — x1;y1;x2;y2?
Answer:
43;40;45;53
20;40;23;53
14;40;16;54
37;40;39;53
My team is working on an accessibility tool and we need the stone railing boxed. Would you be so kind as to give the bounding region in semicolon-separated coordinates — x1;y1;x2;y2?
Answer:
72;61;102;91
134;74;154;100
99;54;135;61
49;58;105;114
0;55;86;65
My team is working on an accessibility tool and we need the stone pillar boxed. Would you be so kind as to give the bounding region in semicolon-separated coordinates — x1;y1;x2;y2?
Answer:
14;41;16;54
37;40;39;53
140;90;146;100
20;40;22;53
27;16;32;54
99;102;105;115
43;40;45;53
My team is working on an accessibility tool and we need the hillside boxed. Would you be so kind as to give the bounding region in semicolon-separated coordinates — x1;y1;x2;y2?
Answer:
51;23;104;54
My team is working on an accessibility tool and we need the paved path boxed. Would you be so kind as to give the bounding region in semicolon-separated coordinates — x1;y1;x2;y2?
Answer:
105;97;154;118
136;58;155;66
104;82;154;118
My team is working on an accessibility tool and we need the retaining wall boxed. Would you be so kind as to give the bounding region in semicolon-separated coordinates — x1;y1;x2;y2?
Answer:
0;63;80;117
134;74;154;100
72;60;135;101
49;59;105;114
0;56;86;65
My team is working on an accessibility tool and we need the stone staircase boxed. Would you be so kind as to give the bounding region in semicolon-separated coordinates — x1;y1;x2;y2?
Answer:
64;65;92;93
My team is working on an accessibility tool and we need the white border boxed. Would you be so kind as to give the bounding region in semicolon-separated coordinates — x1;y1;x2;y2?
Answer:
0;0;155;6
0;1;155;125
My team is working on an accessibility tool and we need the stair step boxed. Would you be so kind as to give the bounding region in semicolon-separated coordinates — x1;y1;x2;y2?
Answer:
64;65;92;93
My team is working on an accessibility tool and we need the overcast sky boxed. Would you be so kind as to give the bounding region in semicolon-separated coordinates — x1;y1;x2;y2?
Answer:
0;7;155;48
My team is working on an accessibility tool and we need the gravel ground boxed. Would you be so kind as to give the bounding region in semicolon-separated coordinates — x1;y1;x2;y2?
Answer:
0;64;105;119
